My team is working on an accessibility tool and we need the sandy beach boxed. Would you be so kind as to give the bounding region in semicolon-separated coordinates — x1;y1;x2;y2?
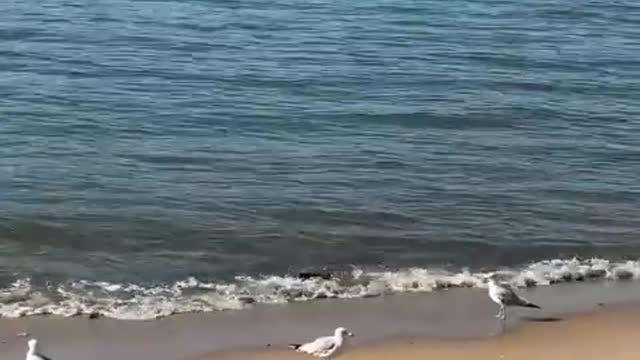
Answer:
1;280;640;360
206;304;640;360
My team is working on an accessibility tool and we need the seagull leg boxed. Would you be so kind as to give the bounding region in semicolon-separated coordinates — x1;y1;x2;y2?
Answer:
496;305;507;334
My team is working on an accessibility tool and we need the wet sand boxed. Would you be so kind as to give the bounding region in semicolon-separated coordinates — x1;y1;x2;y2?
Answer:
208;305;640;360
1;280;640;359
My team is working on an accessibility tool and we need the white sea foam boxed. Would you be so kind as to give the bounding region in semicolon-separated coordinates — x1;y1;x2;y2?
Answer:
0;257;638;320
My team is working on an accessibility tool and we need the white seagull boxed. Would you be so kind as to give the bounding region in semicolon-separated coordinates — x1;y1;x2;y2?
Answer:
288;327;354;358
487;275;541;321
26;339;53;360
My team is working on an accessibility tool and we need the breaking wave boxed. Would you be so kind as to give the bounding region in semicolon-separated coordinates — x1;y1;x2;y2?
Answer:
1;257;639;320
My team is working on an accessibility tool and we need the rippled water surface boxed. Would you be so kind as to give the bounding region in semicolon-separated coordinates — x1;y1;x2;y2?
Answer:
1;0;639;290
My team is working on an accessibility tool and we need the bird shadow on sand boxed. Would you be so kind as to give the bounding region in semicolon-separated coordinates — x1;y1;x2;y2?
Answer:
520;316;563;322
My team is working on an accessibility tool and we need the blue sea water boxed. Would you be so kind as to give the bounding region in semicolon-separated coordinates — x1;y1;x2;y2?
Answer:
0;0;639;318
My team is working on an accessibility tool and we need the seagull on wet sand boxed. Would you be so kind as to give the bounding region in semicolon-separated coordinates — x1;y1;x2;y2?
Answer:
288;327;354;358
26;339;53;360
487;275;541;321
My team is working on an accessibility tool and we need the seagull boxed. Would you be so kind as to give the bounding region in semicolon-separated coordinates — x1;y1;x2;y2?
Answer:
487;275;541;321
288;327;354;358
26;339;53;360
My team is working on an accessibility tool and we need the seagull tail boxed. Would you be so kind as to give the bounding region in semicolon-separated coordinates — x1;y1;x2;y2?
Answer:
524;302;541;309
288;344;302;350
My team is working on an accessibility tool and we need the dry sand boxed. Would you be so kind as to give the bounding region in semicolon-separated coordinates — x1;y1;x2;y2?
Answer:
206;305;640;360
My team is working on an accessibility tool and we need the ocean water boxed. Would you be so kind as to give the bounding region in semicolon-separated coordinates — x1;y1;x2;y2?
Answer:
0;0;639;319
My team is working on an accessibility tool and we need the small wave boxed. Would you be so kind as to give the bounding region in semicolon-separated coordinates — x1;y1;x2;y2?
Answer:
0;257;638;320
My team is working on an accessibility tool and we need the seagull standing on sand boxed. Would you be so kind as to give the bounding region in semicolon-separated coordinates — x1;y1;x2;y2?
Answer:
487;275;541;321
26;339;53;360
288;327;354;358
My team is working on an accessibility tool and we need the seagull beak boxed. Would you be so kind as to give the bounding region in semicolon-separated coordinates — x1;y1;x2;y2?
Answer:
348;332;355;337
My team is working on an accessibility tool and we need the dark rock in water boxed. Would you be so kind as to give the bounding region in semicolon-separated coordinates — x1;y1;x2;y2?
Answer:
238;296;256;305
362;293;381;298
586;269;607;279
88;312;101;319
561;273;573;282
615;270;633;280
298;271;332;280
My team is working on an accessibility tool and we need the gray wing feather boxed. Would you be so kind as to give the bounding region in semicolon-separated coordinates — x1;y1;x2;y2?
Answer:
497;284;529;306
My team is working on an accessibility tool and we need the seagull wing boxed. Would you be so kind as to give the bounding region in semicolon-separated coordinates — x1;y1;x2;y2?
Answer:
497;283;531;307
35;353;53;360
298;336;338;357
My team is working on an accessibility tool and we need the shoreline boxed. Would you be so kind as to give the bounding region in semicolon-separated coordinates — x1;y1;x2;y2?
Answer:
1;257;638;320
1;280;640;359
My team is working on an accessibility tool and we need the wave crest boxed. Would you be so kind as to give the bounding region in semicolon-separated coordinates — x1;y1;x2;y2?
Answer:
0;257;638;320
